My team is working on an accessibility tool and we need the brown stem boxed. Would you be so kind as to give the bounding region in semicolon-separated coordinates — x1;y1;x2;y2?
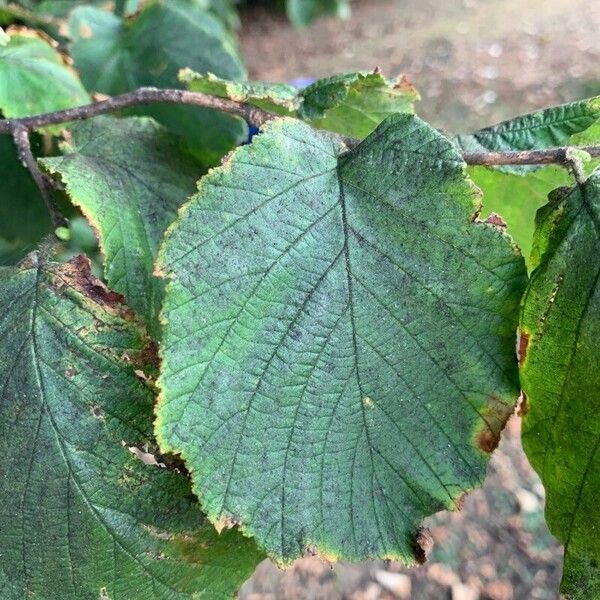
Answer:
461;147;600;166
2;88;600;233
0;88;598;167
12;125;67;230
0;87;274;134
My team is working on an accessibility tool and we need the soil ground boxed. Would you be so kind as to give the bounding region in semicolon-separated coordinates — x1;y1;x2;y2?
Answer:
235;2;600;598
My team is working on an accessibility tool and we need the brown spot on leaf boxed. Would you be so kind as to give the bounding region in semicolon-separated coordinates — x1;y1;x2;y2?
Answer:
517;329;530;366
413;527;433;564
133;340;159;371
90;405;104;420
99;588;110;600
477;427;501;453
214;513;240;534
56;255;132;315
475;395;514;454
484;212;507;230
65;366;76;377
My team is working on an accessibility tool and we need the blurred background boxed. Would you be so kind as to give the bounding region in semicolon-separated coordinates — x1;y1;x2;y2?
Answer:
236;0;600;598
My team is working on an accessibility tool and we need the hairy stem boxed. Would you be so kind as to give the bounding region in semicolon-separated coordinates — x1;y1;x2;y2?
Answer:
12;125;67;230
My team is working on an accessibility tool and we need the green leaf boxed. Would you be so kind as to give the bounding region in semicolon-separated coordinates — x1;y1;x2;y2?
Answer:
0;135;51;264
298;72;419;139
41;116;201;331
201;0;239;30
181;69;419;140
462;98;600;265
35;0;140;20
156;115;527;564
180;69;299;115
0;253;262;599
0;28;89;124
469;165;572;264
456;96;600;167
520;170;600;599
69;0;247;166
285;0;349;27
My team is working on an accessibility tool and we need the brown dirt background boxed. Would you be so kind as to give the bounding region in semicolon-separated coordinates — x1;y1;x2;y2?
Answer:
234;2;600;598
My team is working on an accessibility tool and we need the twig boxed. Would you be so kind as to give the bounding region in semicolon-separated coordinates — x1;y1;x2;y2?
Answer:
461;147;600;166
12;125;67;230
2;88;600;231
0;88;598;167
0;87;274;134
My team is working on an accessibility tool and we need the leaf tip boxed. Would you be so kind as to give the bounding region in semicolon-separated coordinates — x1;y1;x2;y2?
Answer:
413;527;434;565
475;395;515;454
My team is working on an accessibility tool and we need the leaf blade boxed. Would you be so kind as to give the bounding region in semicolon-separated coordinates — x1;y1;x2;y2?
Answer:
69;1;247;166
520;171;600;598
0;254;262;599
41;116;201;331
0;28;89;126
157;115;527;564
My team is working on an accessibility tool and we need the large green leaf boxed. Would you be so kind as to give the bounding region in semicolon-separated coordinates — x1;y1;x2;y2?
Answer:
460;98;600;264
0;28;89;123
156;115;527;564
41;116;201;331
181;69;419;140
68;0;247;166
520;171;600;599
0;253;262;599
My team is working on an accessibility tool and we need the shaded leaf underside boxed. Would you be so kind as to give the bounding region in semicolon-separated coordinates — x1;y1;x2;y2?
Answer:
156;115;527;564
68;1;247;166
